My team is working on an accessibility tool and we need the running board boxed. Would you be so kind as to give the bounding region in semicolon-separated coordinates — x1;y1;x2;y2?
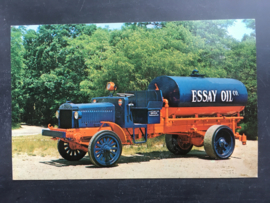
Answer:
132;123;148;144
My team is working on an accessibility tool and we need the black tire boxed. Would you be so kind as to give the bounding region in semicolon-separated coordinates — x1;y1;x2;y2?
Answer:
57;140;86;161
165;134;193;155
88;130;122;167
204;125;235;159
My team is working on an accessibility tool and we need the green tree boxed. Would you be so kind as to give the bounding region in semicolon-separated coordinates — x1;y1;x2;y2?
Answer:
185;20;236;76
224;20;257;139
15;20;257;140
242;19;256;38
22;24;97;125
77;22;208;99
11;26;26;125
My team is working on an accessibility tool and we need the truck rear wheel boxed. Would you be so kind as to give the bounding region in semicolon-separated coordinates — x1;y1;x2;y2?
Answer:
88;130;122;167
57;140;86;161
165;134;193;155
204;125;235;159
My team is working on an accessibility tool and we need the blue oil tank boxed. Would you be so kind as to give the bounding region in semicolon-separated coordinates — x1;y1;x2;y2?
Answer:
148;76;248;108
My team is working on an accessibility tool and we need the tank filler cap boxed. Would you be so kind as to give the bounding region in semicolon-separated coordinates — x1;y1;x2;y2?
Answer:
190;69;205;78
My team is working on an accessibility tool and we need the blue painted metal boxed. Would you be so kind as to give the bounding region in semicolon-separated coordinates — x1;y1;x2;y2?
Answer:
59;102;115;111
42;129;66;138
72;111;75;128
148;76;248;107
213;126;235;158
129;90;163;124
94;91;163;126
126;90;163;124
92;133;121;166
93;96;135;128
77;111;83;119
147;110;160;124
132;124;148;144
58;102;115;128
127;90;163;109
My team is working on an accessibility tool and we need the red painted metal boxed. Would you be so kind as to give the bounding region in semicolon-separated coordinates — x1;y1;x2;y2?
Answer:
47;99;246;150
160;106;245;117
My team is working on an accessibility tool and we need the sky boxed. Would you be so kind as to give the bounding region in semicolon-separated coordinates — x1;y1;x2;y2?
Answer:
227;19;253;40
24;19;253;41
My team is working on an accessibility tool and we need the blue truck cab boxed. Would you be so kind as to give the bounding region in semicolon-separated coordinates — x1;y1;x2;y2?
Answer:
92;90;164;128
53;89;163;131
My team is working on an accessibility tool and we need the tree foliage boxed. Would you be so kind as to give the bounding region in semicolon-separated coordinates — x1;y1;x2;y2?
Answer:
11;20;257;139
11;26;26;123
21;24;97;124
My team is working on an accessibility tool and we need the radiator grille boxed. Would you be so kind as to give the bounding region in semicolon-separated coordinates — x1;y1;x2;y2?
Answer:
60;110;72;128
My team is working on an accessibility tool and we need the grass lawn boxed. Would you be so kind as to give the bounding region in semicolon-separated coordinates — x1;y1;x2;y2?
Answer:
12;134;59;157
12;134;201;158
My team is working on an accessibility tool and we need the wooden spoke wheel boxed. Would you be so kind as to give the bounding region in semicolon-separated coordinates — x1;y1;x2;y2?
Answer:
88;130;122;167
57;140;86;161
165;134;193;155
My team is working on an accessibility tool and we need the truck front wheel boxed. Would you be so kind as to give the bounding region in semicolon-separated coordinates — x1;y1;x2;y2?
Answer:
165;134;193;155
88;130;122;167
57;140;86;161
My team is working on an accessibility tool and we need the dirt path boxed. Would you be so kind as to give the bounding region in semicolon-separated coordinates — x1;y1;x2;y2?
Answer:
12;125;48;136
12;140;258;180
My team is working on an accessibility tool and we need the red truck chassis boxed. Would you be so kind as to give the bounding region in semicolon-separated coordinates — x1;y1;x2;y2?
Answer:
49;99;246;154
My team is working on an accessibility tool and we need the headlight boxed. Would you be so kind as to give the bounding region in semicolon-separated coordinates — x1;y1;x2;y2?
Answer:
55;111;59;119
74;111;79;119
74;111;82;119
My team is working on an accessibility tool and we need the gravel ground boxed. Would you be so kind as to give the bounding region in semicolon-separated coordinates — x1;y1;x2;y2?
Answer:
12;125;48;136
12;140;258;180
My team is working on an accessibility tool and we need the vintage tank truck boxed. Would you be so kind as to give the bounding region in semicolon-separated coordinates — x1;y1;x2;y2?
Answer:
42;70;248;167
